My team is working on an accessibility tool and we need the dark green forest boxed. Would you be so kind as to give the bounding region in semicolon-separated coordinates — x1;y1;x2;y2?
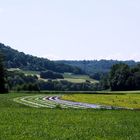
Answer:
0;53;8;93
108;63;140;91
57;60;137;75
0;43;82;74
40;70;64;79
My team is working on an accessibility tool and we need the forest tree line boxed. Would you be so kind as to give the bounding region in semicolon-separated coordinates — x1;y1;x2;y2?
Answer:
101;63;140;91
57;60;137;75
0;43;83;74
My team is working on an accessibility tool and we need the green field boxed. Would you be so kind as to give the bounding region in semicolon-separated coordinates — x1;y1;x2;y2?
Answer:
0;92;140;140
63;73;98;83
62;93;140;109
8;68;40;75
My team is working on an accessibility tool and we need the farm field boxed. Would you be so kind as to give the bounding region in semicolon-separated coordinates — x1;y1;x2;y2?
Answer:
8;68;40;75
8;69;98;83
62;93;140;109
62;73;98;83
0;92;140;140
13;95;117;109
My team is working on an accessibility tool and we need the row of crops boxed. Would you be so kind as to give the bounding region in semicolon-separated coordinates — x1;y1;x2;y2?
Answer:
13;95;127;109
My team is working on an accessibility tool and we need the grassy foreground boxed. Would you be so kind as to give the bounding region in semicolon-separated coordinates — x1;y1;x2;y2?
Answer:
0;93;140;140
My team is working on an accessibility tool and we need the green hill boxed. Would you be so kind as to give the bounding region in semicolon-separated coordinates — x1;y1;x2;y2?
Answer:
0;43;82;74
56;60;138;75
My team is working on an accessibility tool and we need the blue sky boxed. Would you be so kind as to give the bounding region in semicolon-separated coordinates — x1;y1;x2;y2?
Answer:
0;0;140;61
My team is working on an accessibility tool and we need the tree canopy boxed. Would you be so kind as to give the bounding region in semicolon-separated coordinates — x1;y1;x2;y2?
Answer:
100;63;140;91
0;53;8;93
40;71;64;79
0;43;83;74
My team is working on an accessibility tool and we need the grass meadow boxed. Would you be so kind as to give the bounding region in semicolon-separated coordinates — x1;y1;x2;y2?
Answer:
0;92;140;140
62;93;140;109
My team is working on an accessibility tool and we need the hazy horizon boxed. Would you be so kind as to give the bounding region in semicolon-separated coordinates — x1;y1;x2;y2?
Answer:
1;0;140;61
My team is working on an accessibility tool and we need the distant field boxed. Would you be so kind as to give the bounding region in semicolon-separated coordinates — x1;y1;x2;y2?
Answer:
60;78;86;83
62;93;140;109
62;73;98;83
8;68;40;75
8;69;98;83
0;92;140;140
20;70;40;75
